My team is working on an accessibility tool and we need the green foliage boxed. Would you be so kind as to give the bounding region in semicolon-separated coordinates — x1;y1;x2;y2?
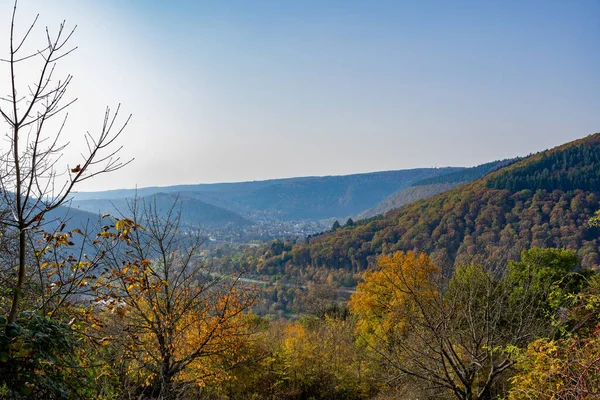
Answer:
590;210;600;227
0;312;92;399
347;249;596;399
506;248;591;320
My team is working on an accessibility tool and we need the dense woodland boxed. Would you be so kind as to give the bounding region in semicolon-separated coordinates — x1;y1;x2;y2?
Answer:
488;139;600;193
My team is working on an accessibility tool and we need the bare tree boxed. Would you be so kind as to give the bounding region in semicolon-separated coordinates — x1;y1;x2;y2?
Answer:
0;1;131;324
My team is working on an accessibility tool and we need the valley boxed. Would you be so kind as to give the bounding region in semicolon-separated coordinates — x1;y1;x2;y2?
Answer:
1;1;597;397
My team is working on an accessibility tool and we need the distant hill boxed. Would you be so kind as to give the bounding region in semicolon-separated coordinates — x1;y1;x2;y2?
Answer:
0;193;105;235
70;179;298;201
254;133;600;276
43;205;105;233
72;168;464;223
356;160;514;219
70;193;251;229
228;168;465;220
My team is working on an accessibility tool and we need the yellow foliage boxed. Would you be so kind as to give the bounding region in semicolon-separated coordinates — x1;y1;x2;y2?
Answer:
114;272;255;389
509;333;600;399
349;251;439;341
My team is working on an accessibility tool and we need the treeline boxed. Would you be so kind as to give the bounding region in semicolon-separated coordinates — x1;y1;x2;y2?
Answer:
487;139;600;192
231;137;600;317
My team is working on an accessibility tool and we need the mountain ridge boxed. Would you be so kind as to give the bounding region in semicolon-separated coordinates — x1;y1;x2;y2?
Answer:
72;167;465;223
252;132;600;278
70;192;251;229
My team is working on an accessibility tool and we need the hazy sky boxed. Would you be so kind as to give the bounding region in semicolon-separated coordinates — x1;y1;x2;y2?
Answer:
0;0;599;191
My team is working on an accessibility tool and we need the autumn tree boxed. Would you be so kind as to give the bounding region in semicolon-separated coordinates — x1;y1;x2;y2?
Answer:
349;251;452;396
350;250;588;400
100;197;257;399
223;316;379;400
278;316;378;399
0;212;142;397
0;3;133;397
0;1;131;326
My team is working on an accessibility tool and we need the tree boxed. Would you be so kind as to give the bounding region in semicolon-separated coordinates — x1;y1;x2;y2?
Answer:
0;213;140;397
508;276;600;400
100;197;257;399
507;209;600;399
505;248;592;331
350;250;587;400
331;220;340;231
224;316;379;400
590;210;600;227
350;251;439;343
278;316;377;399
0;1;131;325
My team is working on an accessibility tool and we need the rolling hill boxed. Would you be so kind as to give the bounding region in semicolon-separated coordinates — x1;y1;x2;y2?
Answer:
254;132;600;276
72;168;464;223
70;193;251;229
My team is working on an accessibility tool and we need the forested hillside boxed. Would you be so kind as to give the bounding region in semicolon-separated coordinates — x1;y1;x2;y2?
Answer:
254;133;600;277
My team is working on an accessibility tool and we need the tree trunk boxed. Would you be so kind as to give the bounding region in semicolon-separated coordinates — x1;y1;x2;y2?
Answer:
7;228;26;325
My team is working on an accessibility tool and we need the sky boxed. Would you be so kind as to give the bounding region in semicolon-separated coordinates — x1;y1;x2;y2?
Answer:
0;0;598;191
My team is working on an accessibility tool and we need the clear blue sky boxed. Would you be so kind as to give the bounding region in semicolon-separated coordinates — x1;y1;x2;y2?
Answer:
1;0;599;190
